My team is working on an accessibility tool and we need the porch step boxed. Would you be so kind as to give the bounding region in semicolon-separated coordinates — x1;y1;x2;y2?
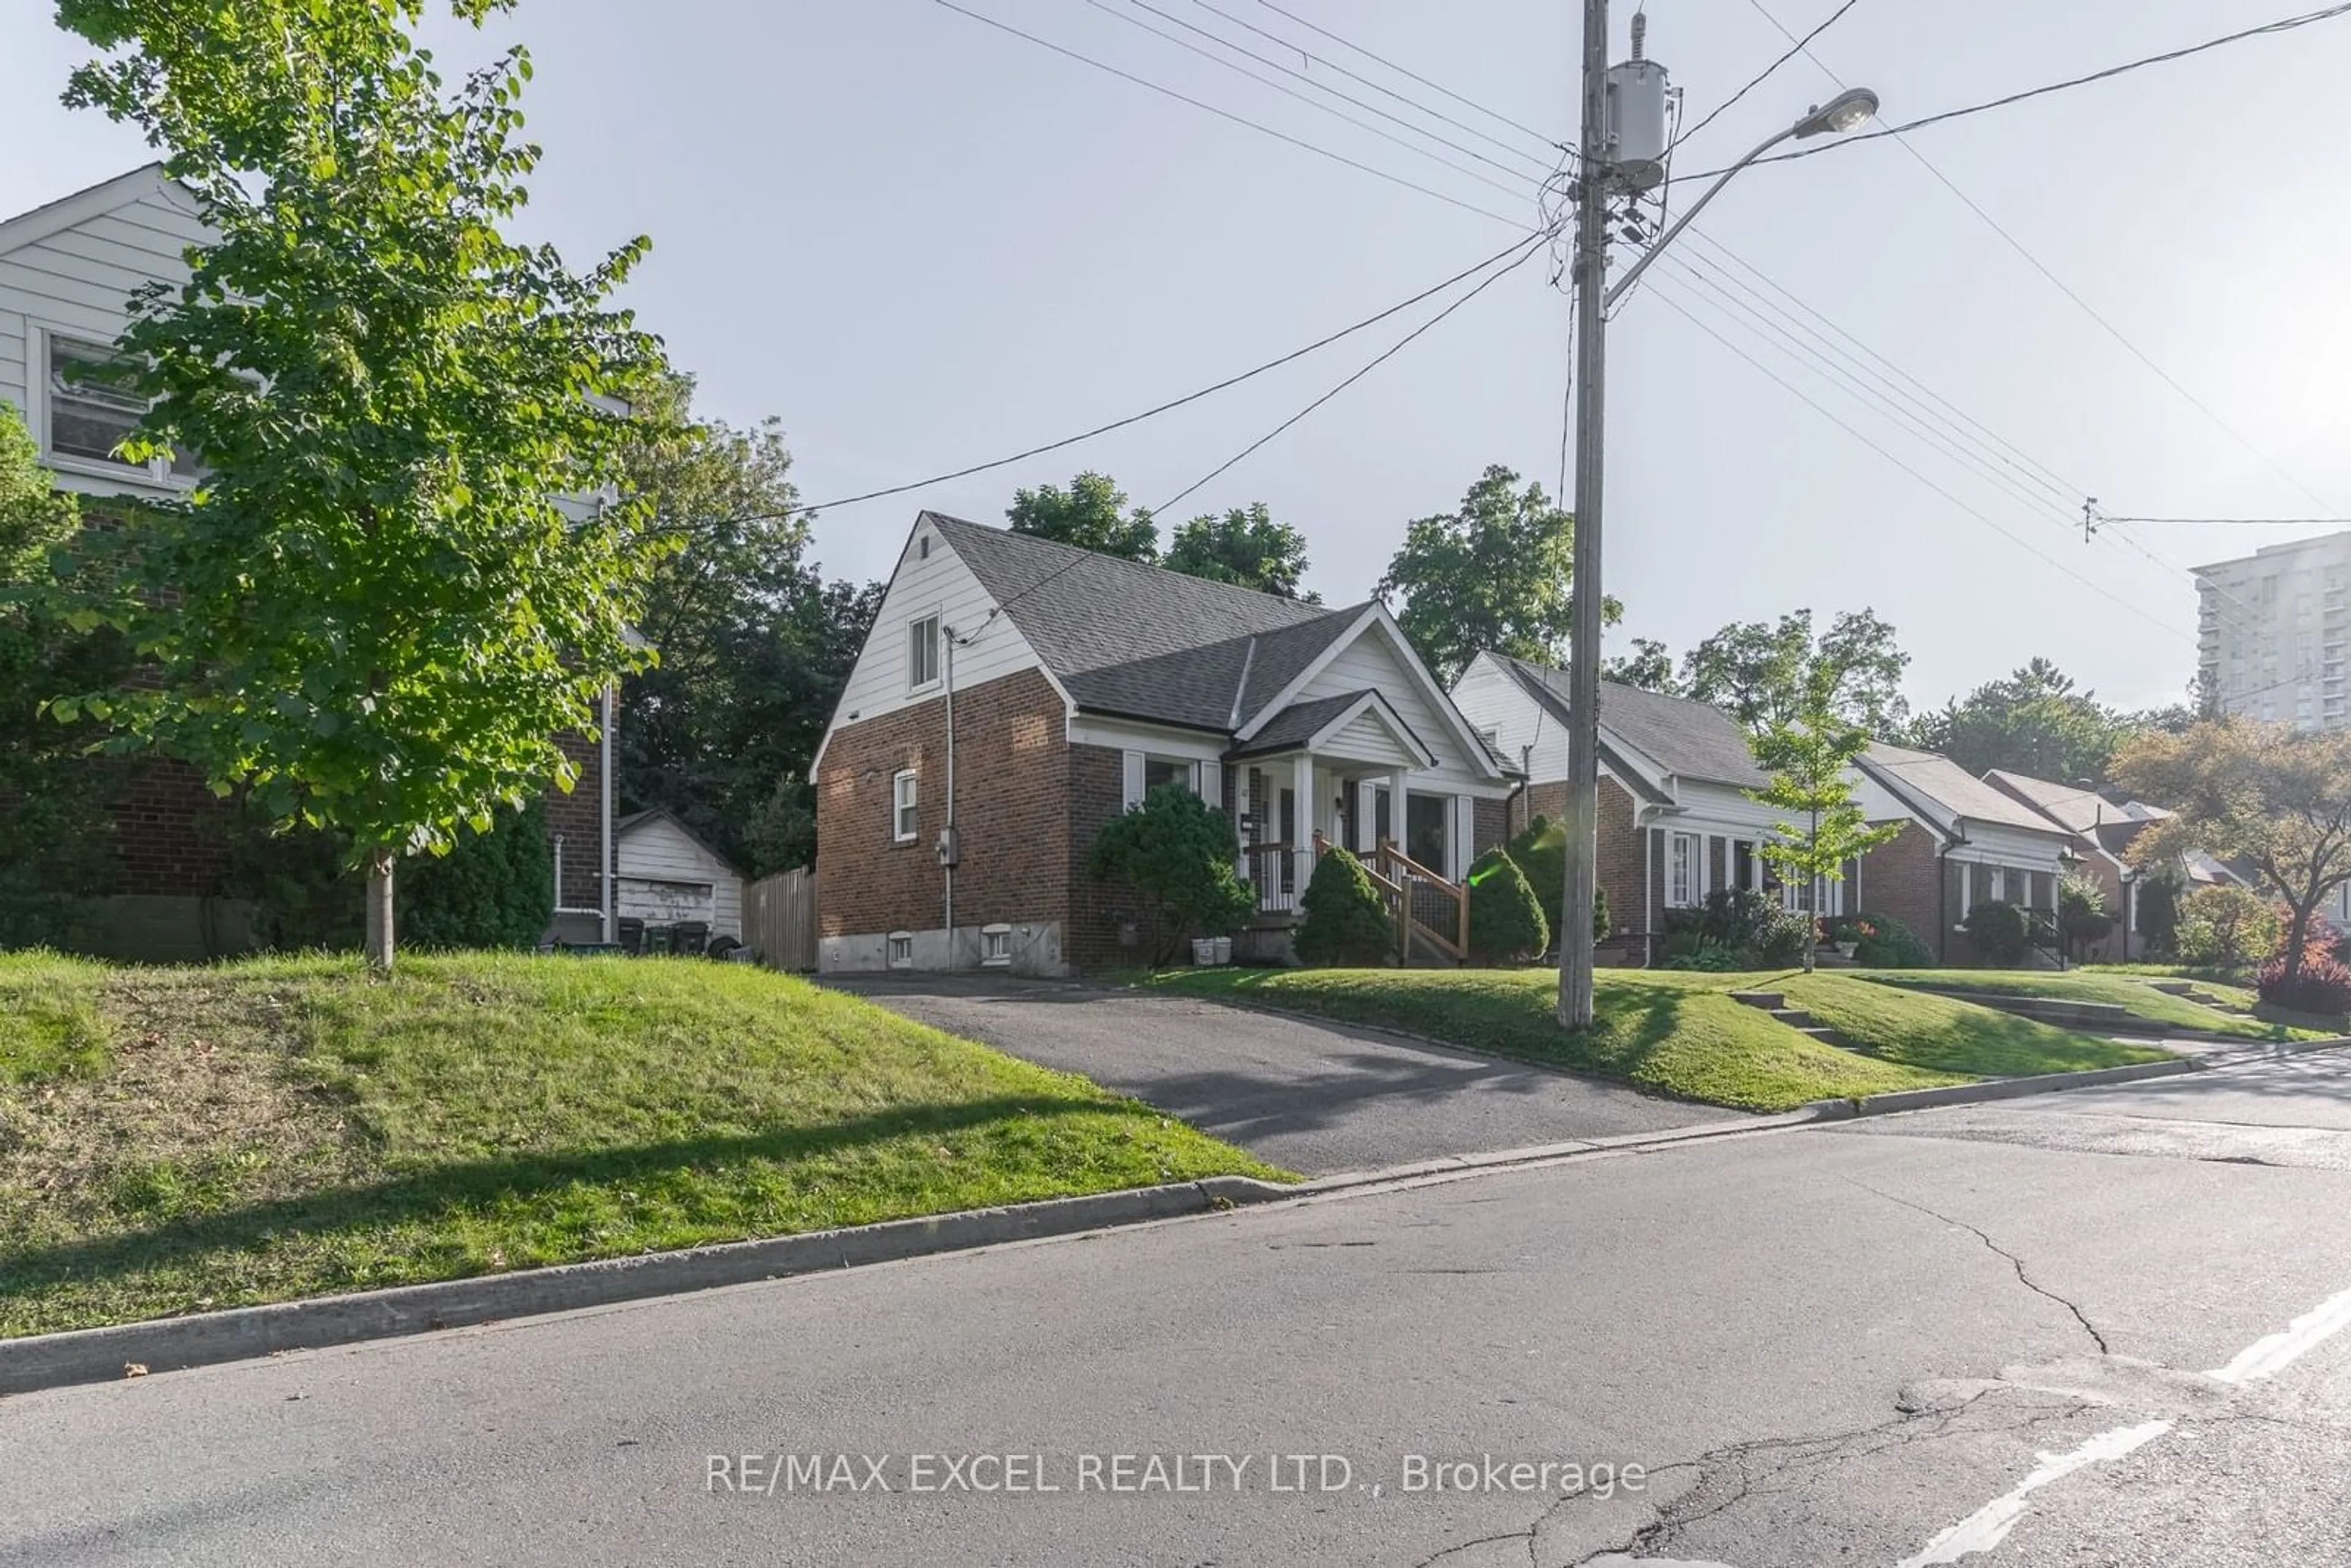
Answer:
1728;990;1785;1010
1728;989;1852;1048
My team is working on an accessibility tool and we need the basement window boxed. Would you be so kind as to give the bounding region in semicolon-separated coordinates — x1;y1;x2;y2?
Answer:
980;924;1012;967
887;932;914;969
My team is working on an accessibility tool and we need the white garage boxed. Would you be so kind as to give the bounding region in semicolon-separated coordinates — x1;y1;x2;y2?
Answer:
613;809;747;945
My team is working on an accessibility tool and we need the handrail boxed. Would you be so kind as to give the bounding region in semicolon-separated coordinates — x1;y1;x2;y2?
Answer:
1374;836;1468;961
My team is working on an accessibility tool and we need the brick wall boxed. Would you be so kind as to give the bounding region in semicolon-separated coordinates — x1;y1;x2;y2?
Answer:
1063;743;1134;972
816;668;1072;944
548;728;606;912
109;759;232;898
1474;797;1510;861
1521;781;1569;839
1595;776;1646;937
1854;820;1944;960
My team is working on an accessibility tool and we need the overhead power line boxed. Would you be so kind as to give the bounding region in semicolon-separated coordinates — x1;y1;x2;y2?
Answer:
1155;228;1553;512
1730;0;2346;523
770;227;1545;521
1186;0;1563;171
1672;2;2351;186
929;0;1526;227
2099;516;2351;528
1081;0;1545;206
1250;0;1567;151
1675;0;1867;149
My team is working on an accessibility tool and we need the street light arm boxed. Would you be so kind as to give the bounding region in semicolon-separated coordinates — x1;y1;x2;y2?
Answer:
1602;122;1797;310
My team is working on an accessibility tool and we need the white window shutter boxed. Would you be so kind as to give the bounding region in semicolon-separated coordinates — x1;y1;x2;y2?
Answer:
1122;751;1146;811
1196;759;1220;806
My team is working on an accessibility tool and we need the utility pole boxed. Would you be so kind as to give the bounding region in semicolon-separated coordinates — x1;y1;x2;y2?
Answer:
1558;0;1613;1028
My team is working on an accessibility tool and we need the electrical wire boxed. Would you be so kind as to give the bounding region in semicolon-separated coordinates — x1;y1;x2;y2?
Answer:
1674;0;1865;149
1084;0;1550;206
749;227;1547;523
2098;516;2351;528
1639;274;2192;643
1250;0;1567;151
1186;0;1565;171
1155;228;1554;514
929;0;1526;228
1670;2;2351;186
1729;0;2347;523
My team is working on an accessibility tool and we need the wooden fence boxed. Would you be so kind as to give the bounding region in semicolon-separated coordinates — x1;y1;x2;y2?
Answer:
743;867;817;971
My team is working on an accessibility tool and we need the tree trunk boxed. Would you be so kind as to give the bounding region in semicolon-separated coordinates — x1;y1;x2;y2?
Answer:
2285;901;2312;982
363;847;395;974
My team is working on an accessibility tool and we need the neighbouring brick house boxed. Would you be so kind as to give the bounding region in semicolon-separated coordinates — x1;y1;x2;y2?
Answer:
1;165;616;958
1454;651;1916;964
812;513;1517;975
1851;744;2080;965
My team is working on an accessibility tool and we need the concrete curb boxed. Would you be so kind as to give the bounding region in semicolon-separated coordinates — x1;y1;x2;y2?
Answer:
1277;1109;1824;1197
1807;1056;2199;1119
0;1176;1289;1398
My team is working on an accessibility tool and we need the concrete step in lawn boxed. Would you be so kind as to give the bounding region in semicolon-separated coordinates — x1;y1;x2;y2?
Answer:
1729;990;1854;1049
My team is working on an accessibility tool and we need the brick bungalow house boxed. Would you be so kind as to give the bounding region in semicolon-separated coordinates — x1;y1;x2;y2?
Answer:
1;165;615;956
1453;651;1913;963
1851;744;2079;964
811;512;1516;975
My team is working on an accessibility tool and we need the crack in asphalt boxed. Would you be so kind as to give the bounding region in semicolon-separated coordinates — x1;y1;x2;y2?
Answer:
1846;1177;2113;1356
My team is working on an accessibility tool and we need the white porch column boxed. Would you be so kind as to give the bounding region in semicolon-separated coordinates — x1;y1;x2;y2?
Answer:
1386;768;1409;855
1233;766;1251;879
1355;780;1377;853
1292;751;1316;892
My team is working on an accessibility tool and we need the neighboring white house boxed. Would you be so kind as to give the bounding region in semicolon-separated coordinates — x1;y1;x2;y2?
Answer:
613;808;746;942
1;165;619;955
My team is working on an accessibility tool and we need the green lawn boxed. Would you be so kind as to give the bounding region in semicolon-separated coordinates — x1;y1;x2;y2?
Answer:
0;951;1283;1338
1135;967;2169;1114
1861;967;2334;1041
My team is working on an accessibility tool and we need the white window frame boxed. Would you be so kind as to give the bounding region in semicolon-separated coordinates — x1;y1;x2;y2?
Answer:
1122;750;1201;811
29;324;200;489
886;932;914;969
980;924;1012;967
1668;831;1698;909
906;612;942;693
891;768;918;843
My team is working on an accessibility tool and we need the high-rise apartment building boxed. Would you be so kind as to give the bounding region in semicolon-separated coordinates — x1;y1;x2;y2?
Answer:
2194;530;2351;730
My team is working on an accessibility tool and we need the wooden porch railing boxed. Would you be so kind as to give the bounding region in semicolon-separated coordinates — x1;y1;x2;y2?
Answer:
1375;837;1469;962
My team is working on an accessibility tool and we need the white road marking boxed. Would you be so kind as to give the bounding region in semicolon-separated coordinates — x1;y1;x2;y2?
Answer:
1894;1421;2174;1567
1895;1277;2351;1564
2207;1281;2351;1385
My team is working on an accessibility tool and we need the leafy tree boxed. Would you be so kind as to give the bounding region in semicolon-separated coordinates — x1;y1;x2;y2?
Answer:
1683;609;1909;735
2173;885;2279;970
1086;782;1253;966
1007;471;1156;561
2137;871;2181;959
1591;883;1610;943
2112;719;2351;982
1902;658;2137;783
1377;464;1614;685
1602;636;1679;694
2057;868;2114;962
1747;664;1901;971
53;0;676;971
1466;848;1548;965
616;374;880;876
1163;503;1316;599
1294;847;1393;967
0;403;128;945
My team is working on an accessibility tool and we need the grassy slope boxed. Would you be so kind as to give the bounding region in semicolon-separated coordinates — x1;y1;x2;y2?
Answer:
0;952;1282;1338
1861;967;2330;1041
1141;967;2166;1115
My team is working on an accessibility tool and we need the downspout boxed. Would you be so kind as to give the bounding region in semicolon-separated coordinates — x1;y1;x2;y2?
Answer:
942;626;958;969
601;683;616;944
1642;812;1654;968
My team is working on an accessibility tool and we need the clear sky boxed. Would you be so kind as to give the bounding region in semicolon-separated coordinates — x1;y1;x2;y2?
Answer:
7;0;2349;715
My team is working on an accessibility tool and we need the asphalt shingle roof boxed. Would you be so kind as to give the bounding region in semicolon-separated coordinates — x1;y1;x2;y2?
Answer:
1496;655;1769;789
926;512;1354;731
1864;744;2072;835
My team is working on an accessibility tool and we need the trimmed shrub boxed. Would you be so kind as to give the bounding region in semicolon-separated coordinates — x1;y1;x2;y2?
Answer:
1658;936;1741;972
2135;873;2180;959
2175;886;2279;970
1467;849;1549;966
1087;782;1255;966
2057;869;2114;961
1754;907;1815;967
2258;947;2351;1016
1507;813;1565;917
1591;884;1610;943
1294;846;1394;967
1967;899;2030;966
404;797;555;950
1852;912;1933;969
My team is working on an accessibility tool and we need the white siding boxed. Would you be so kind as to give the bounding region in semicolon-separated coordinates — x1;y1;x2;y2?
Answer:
615;816;745;937
1948;820;2071;871
814;519;1052;773
1289;623;1494;792
0;173;208;500
1450;653;1564;780
1318;704;1418;767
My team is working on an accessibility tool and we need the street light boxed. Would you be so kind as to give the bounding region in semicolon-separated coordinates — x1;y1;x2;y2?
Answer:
1603;88;1880;310
1556;1;1881;1028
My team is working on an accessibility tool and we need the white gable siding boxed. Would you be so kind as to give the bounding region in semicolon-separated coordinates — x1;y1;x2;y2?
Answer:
615;816;745;937
1851;770;1921;827
1449;653;1566;780
1319;705;1414;766
1;176;209;496
814;519;1054;773
1292;626;1490;790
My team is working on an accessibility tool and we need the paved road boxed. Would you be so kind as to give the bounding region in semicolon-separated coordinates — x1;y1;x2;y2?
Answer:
827;973;1720;1174
6;1053;2350;1567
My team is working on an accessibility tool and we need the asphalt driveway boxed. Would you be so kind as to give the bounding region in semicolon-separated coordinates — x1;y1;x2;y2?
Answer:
826;973;1728;1176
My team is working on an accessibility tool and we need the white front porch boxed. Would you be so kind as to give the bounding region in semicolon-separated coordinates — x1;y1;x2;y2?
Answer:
1233;753;1476;918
